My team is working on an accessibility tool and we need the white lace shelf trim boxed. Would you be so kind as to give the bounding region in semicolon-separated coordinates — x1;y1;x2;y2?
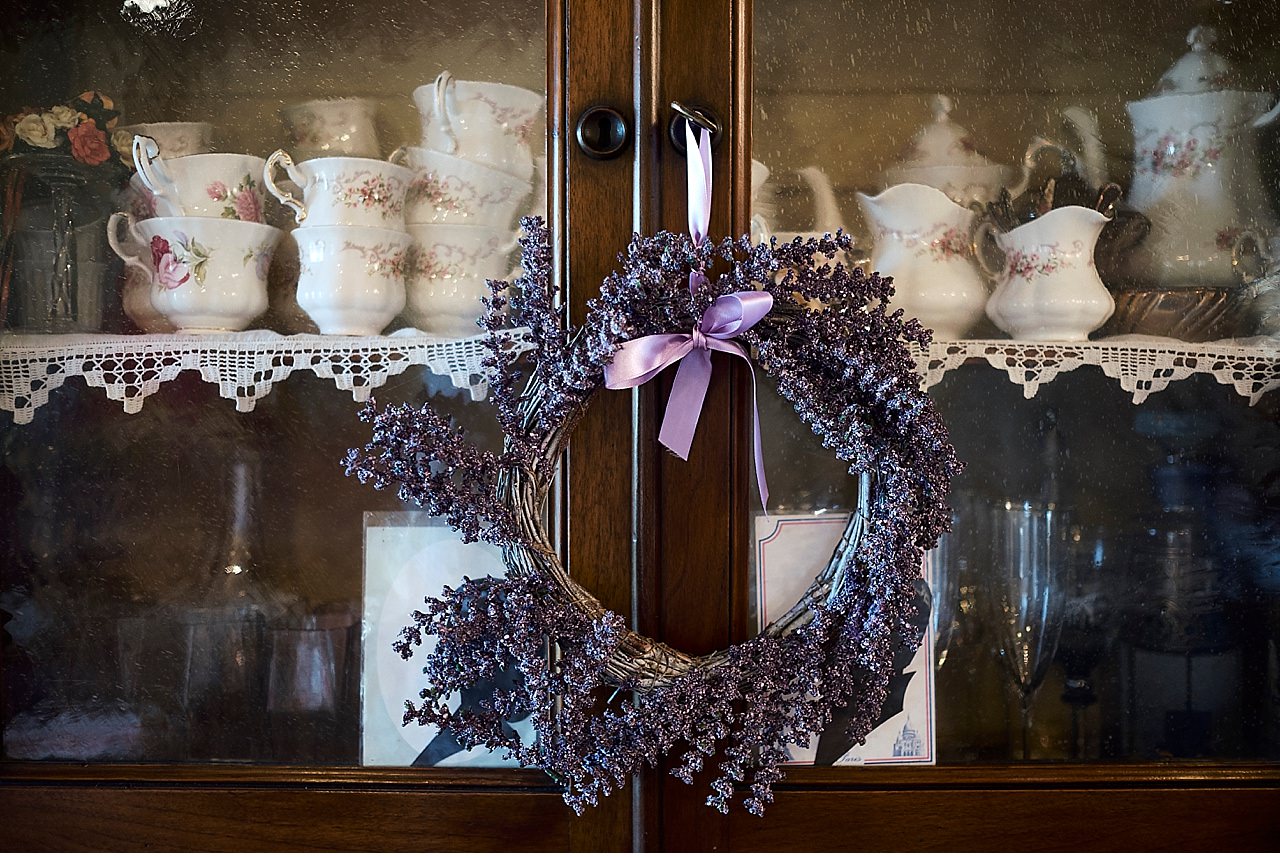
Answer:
912;335;1280;405
4;331;1278;425
0;328;533;424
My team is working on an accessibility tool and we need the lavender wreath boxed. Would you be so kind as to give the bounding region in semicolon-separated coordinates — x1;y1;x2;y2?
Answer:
345;216;961;815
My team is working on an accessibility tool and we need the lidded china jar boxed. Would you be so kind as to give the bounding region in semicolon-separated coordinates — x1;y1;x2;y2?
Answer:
882;94;1019;206
1126;25;1280;290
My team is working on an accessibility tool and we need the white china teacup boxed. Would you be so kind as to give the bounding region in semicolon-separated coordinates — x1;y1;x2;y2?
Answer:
107;213;282;332
293;224;410;335
120;122;213;157
132;137;267;222
413;71;544;181
281;98;380;161
390;145;532;227
264;151;413;230
403;223;518;336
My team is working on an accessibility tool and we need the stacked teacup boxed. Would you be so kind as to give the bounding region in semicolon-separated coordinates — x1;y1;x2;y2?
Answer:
397;71;544;337
264;149;414;335
109;135;283;333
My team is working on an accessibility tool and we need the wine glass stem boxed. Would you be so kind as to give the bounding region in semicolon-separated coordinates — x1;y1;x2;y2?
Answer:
1021;694;1033;761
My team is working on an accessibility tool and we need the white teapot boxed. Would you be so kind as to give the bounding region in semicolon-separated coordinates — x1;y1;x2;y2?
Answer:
882;95;1017;206
1126;25;1280;290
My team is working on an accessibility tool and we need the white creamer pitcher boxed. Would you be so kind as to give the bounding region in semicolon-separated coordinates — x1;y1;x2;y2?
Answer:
980;206;1114;341
857;183;986;339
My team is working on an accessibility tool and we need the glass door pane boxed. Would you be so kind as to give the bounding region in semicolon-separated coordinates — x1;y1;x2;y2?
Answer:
751;0;1280;764
1;0;545;766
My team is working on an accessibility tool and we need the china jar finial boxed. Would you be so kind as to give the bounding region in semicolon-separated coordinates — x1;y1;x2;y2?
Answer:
1154;24;1234;95
930;93;953;124
1188;24;1216;53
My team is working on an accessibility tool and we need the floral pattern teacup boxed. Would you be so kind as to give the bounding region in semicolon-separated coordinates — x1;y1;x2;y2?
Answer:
293;224;410;335
108;213;282;332
132;137;267;222
403;222;519;336
413;72;544;181
281;98;379;161
120;122;213;157
392;145;532;227
265;151;413;231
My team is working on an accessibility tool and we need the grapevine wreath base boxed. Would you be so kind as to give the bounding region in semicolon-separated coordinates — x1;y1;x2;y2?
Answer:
346;217;961;815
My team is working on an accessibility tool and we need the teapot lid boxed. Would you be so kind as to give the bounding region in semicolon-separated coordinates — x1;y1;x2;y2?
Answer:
1153;26;1238;95
893;94;1002;170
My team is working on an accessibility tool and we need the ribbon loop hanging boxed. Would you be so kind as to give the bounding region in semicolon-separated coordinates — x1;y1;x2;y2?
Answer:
603;121;772;509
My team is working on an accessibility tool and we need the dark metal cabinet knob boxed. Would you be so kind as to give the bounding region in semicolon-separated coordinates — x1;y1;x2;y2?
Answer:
574;105;630;160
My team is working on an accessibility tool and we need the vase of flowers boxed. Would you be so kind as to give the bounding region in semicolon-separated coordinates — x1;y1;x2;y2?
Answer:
2;92;130;332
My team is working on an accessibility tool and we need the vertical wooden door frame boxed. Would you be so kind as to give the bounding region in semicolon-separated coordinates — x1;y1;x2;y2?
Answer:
631;0;752;849
554;0;646;849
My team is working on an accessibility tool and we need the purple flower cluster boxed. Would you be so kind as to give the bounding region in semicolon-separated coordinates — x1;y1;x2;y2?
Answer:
344;217;961;815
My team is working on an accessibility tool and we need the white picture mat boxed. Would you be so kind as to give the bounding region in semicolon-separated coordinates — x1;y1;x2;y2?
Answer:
361;511;530;767
755;512;936;765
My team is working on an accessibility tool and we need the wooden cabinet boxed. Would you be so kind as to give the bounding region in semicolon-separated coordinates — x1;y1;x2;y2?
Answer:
3;0;1278;849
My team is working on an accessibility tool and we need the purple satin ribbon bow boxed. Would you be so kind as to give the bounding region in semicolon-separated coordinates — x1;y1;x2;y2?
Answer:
603;122;773;508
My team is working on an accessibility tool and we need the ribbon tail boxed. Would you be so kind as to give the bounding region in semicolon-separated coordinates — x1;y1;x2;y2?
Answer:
657;346;712;460
684;121;711;245
748;361;769;512
707;340;770;511
604;335;694;389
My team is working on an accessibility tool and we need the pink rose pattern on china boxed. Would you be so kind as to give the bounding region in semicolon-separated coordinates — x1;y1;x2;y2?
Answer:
1138;125;1225;179
875;222;972;262
342;241;409;279
927;226;971;261
149;231;267;290
408;248;465;284
405;170;517;220
406;173;464;215
150;231;212;289
335;172;406;217
1004;241;1088;282
472;93;539;147
150;235;189;290
205;173;264;223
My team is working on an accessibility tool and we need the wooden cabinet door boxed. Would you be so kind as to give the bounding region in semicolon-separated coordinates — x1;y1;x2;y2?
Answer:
638;0;1280;850
1;0;637;850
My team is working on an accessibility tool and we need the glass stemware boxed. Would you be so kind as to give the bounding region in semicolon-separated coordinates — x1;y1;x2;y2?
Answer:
1057;525;1121;759
924;522;962;669
986;500;1070;760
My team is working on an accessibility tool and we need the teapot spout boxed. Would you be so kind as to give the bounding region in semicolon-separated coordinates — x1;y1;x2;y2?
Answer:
1252;99;1280;129
799;166;845;233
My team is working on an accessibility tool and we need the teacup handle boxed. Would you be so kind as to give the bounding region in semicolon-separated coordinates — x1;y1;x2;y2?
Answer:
132;135;179;204
106;212;149;278
263;149;310;224
388;146;408;167
433;70;459;155
972;218;1006;280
